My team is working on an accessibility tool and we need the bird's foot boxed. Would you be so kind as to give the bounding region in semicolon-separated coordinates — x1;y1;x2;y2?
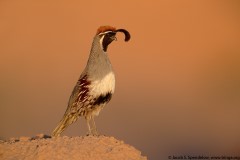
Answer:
86;129;99;136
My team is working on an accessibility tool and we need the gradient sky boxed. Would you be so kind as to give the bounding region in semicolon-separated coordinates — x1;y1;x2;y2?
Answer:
0;0;240;159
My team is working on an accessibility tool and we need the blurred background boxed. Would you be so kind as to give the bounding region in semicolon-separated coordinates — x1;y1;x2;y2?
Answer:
0;0;240;159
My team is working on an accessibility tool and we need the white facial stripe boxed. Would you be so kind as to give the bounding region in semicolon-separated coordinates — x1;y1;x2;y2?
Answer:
98;31;113;36
99;35;105;51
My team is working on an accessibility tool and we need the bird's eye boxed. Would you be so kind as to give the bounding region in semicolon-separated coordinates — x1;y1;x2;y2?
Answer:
106;32;114;36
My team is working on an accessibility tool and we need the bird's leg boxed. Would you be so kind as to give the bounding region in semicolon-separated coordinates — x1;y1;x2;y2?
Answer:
86;117;91;135
86;114;99;136
91;116;99;136
86;116;94;135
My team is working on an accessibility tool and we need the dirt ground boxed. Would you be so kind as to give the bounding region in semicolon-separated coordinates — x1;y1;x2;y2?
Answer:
0;134;147;160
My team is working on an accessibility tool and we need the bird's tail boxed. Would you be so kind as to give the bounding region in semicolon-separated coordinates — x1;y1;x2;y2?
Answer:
52;114;77;137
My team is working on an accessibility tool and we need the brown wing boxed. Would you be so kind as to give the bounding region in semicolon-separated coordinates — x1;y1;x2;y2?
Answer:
52;74;91;137
64;74;91;116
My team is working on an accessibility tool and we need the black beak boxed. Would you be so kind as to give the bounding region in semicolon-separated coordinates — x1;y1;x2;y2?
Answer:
115;29;131;42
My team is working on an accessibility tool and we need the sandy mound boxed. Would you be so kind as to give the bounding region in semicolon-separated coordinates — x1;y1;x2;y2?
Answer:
0;134;147;160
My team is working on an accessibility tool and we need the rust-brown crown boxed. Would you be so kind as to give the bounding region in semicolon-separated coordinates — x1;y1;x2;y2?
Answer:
96;26;116;35
96;25;131;42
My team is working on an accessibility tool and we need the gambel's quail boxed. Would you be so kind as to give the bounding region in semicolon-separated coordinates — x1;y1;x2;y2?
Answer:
52;26;131;137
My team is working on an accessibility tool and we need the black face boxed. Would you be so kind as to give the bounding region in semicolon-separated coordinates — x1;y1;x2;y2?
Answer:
101;32;116;52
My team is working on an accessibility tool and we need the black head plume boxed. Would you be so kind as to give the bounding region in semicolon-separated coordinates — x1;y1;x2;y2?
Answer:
115;29;131;42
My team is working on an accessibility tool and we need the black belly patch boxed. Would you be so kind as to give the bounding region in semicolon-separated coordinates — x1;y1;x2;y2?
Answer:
92;92;112;106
